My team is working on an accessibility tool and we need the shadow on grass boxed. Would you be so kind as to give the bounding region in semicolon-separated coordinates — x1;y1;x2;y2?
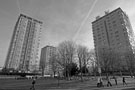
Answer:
122;88;135;90
0;89;28;90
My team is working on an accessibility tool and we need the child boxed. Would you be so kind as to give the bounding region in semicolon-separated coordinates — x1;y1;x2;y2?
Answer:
97;77;104;87
30;78;36;90
114;76;117;85
123;77;127;85
107;76;112;87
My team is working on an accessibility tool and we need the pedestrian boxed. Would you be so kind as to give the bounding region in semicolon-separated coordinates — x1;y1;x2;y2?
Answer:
97;77;104;87
99;78;104;87
30;78;36;90
107;76;112;87
97;77;100;87
114;76;117;85
123;77;127;85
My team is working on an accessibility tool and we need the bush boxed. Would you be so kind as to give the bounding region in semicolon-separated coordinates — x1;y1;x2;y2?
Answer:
63;63;79;77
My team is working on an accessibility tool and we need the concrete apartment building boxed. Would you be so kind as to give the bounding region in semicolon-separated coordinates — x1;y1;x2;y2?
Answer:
4;14;42;72
39;46;56;76
92;8;135;69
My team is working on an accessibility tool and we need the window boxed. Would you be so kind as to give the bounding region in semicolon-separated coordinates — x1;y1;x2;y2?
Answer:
107;16;110;19
115;34;119;37
98;34;101;37
98;37;101;40
115;31;119;34
109;25;111;28
97;28;100;31
117;38;119;41
120;18;124;24
110;33;113;35
113;24;117;27
112;21;116;24
108;22;111;25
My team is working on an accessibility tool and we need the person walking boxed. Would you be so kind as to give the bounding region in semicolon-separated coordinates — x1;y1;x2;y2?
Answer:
114;76;117;85
30;78;36;90
100;78;104;87
97;77;100;87
97;77;104;87
123;77;127;85
107;76;112;87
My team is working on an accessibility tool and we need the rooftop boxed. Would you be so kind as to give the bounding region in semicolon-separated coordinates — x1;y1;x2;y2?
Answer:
20;14;43;24
92;7;125;24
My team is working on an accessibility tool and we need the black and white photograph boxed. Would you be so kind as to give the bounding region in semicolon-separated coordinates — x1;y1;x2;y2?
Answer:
0;0;135;90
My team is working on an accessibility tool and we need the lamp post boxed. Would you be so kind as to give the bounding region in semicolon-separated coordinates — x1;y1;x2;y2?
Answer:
57;70;60;86
96;46;102;77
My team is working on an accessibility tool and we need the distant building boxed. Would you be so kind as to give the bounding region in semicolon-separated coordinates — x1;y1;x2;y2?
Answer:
92;8;135;70
39;46;56;76
0;67;3;71
4;14;42;72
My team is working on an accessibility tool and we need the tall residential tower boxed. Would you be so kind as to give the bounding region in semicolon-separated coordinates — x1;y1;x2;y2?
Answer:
92;8;135;69
4;14;42;72
40;46;56;76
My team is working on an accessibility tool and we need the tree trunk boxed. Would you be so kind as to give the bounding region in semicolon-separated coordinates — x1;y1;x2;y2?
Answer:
130;70;133;78
80;68;83;82
42;68;44;76
119;71;122;76
67;69;70;80
57;71;60;86
54;71;56;77
94;72;97;79
106;73;108;79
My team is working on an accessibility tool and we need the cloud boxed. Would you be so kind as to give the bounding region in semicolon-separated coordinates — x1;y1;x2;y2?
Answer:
37;0;96;49
73;0;98;41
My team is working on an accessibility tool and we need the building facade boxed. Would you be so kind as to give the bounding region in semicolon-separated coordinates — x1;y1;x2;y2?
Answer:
39;46;56;76
92;8;135;70
4;14;42;72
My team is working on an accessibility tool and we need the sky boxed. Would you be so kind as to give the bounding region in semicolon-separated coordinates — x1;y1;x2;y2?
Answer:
0;0;135;67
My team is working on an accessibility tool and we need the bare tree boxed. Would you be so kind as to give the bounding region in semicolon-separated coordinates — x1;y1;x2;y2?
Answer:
108;50;121;76
98;46;125;77
98;47;110;75
49;52;59;77
125;51;135;77
77;45;90;81
98;47;118;76
89;49;97;76
57;40;76;80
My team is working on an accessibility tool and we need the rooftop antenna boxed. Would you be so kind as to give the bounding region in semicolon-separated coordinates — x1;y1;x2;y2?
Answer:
105;10;109;15
16;0;21;14
16;0;29;16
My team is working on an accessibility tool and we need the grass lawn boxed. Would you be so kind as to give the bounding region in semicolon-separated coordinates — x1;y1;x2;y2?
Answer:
0;76;135;90
0;77;95;90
